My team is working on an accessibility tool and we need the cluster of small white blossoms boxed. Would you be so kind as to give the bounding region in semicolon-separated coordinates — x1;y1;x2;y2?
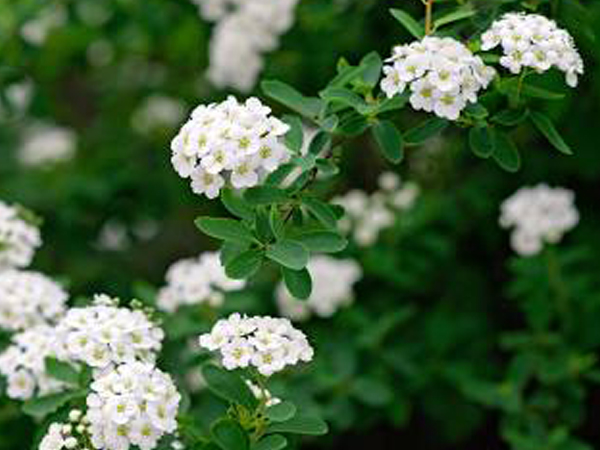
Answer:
334;172;420;247
381;37;496;120
194;0;300;92
499;184;579;256
53;294;164;371
481;13;584;87
131;95;186;136
19;123;77;168
171;96;290;199
39;409;90;450
276;256;362;322
0;201;42;271
86;362;180;450
246;380;281;407
157;252;245;313
0;326;67;400
0;270;68;331
199;313;314;376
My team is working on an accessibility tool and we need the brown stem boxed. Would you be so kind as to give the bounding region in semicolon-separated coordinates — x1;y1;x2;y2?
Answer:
425;0;434;35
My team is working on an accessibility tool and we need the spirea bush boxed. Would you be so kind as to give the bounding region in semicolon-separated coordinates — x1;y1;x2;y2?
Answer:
1;0;599;449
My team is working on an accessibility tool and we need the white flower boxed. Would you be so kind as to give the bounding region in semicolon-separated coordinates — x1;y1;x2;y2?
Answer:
481;13;584;87
86;362;181;450
19;123;77;168
156;252;245;313
198;313;314;376
0;270;68;331
54;294;164;371
499;184;579;256
333;173;420;247
381;36;495;121
276;256;362;321
245;380;281;407
0;201;42;271
131;95;186;135
170;96;290;198
0;325;70;400
193;0;301;92
40;424;66;450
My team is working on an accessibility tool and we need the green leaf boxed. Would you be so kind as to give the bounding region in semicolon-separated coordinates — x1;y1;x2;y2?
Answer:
307;131;331;157
372;92;410;115
492;132;521;172
201;364;257;410
266;401;297;422
220;242;250;266
221;188;254;221
266;240;309;270
269;206;284;239
302;197;338;229
530;111;573;155
371;120;404;164
468;125;495;159
245;187;289;205
491;109;528;126
265;164;296;187
22;390;86;418
252;435;288;450
404;117;449;145
319;87;368;113
225;249;264;279
463;103;488;120
389;9;425;39
291;154;316;172
281;267;312;300
282;115;304;153
295;231;347;253
266;414;329;436
433;6;476;30
316;159;340;177
211;419;249;450
45;357;79;386
328;65;366;89
261;80;323;119
320;115;339;133
359;52;383;88
195;217;256;244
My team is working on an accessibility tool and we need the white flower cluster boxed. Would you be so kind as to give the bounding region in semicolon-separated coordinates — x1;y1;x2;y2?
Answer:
19;123;77;168
334;172;420;246
0;326;67;400
381;37;496;120
86;362;180;450
276;256;362;322
499;184;579;256
171;96;290;198
132;95;186;135
246;379;281;407
199;313;314;376
39;409;90;450
20;4;67;45
157;252;245;313
54;294;164;371
0;270;68;331
481;13;584;87
194;0;300;92
0;201;41;271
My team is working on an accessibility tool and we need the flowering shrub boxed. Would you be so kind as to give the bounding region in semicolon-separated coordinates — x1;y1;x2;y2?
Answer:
1;0;600;450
